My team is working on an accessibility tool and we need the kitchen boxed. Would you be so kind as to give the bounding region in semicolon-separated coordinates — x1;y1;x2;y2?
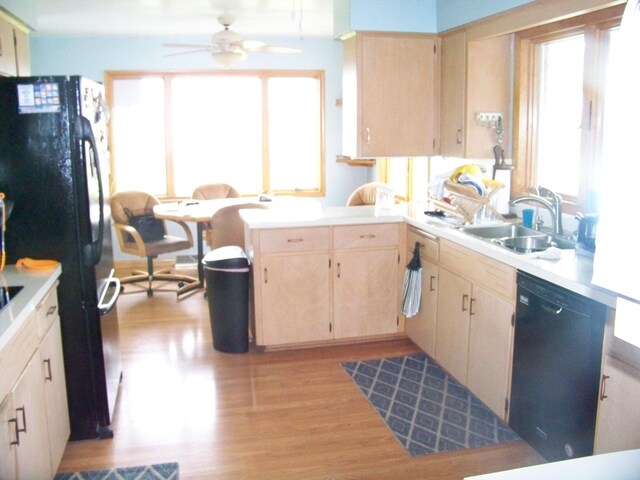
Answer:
0;0;639;478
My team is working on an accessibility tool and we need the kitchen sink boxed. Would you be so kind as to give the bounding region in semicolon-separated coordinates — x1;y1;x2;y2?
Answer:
459;223;576;253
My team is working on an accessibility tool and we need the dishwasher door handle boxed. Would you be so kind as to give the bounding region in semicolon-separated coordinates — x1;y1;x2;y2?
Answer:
541;300;563;315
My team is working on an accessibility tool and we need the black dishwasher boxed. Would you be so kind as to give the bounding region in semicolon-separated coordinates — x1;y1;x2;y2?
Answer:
509;271;606;462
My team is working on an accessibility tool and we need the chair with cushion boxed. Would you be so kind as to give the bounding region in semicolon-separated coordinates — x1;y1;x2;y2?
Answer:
192;183;240;246
111;191;199;298
192;183;239;201
346;181;390;206
207;203;268;250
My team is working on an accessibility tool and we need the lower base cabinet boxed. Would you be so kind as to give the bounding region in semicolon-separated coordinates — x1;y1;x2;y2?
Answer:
595;354;640;453
1;282;69;480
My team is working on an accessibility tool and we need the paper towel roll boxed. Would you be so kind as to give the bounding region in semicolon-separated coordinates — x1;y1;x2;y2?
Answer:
493;169;512;214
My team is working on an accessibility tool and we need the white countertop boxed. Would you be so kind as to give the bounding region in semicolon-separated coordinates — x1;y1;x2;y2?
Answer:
465;449;640;480
240;202;618;308
0;264;62;350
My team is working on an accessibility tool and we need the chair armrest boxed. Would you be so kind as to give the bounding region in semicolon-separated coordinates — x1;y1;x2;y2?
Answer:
166;219;194;246
113;222;147;255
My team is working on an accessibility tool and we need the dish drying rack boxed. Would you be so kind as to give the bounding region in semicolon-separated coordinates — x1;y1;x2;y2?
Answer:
429;180;505;224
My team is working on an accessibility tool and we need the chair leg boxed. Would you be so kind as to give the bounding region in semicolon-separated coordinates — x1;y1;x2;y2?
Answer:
119;256;200;299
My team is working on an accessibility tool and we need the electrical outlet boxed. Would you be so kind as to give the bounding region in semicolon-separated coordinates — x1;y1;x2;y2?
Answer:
476;112;503;124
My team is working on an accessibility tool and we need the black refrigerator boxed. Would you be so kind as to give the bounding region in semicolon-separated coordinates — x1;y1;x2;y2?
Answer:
0;75;122;440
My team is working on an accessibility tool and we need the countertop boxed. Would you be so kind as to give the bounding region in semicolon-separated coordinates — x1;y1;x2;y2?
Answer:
0;264;62;350
465;448;640;480
240;202;618;309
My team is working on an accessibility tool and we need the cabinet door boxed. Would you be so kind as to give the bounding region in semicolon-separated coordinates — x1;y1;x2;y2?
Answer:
13;28;29;76
0;19;17;77
333;248;399;339
405;260;438;357
440;30;466;157
467;284;514;419
435;268;472;383
259;253;331;346
595;355;640;454
40;319;70;472
0;396;17;480
359;35;438;157
12;355;52;480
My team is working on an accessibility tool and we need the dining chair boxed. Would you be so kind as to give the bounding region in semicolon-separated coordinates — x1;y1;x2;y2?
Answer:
207;203;267;250
346;182;391;206
111;190;198;298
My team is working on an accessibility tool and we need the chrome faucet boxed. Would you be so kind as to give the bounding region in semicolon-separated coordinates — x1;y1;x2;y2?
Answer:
510;186;563;236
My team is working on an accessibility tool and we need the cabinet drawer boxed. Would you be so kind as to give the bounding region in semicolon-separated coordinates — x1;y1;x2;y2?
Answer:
471;255;516;301
37;285;60;338
333;223;399;250
0;313;38;401
407;228;439;262
439;238;474;277
259;227;330;254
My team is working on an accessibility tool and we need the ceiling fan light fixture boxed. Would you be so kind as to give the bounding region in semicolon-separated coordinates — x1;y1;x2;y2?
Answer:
211;49;247;68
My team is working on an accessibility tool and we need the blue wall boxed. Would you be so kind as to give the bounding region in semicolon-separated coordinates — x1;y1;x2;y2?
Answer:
437;0;533;32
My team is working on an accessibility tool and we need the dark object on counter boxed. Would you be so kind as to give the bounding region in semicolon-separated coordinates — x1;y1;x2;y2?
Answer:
0;76;121;440
509;272;605;462
425;210;446;217
577;214;598;252
203;246;251;353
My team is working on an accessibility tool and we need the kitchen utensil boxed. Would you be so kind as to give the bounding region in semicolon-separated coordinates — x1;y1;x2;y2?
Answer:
577;214;598;252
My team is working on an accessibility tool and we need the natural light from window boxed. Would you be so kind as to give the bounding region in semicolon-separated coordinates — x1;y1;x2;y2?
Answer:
535;35;585;197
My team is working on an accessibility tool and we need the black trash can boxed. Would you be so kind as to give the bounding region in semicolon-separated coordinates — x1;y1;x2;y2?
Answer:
203;246;250;353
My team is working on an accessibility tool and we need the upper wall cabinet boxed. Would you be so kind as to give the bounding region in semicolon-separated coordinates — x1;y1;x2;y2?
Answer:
440;32;513;159
0;14;30;77
341;32;440;159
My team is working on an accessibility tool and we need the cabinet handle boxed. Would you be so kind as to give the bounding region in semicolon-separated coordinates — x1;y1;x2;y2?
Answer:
15;406;26;434
600;374;610;401
287;238;304;243
43;358;53;381
46;305;57;317
429;275;436;292
9;418;19;446
264;267;268;284
366;127;371;144
456;128;463;144
469;298;476;316
462;294;469;312
359;234;376;239
337;262;341;278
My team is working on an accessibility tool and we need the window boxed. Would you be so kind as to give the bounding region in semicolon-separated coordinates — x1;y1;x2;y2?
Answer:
106;71;325;198
513;5;624;213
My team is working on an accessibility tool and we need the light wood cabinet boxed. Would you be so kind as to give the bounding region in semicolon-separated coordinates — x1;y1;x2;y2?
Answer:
594;355;640;454
405;228;439;357
439;32;513;159
251;223;403;347
253;227;331;346
436;238;515;419
342;32;439;158
0;15;29;77
0;282;68;480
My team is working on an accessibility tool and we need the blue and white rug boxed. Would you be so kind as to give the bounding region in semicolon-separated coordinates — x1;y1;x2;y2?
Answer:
54;462;179;480
342;353;520;457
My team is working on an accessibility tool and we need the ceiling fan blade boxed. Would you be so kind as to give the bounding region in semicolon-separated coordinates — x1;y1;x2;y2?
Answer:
240;40;266;50
163;43;213;49
246;45;303;54
164;48;213;57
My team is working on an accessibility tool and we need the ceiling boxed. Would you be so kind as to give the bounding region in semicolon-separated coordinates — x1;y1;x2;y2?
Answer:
20;0;334;37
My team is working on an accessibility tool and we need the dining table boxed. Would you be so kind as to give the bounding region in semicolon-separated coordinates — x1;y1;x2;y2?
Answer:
153;198;264;288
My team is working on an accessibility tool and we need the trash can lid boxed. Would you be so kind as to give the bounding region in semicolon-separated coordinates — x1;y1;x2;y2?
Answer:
203;245;250;269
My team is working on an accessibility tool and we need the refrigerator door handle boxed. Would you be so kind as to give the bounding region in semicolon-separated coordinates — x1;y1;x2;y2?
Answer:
98;269;120;315
74;115;105;268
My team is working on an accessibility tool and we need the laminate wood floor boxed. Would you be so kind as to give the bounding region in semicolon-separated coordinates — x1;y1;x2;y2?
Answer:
57;284;545;480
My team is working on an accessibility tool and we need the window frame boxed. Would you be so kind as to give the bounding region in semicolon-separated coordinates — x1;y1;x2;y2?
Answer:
104;69;326;199
512;5;624;214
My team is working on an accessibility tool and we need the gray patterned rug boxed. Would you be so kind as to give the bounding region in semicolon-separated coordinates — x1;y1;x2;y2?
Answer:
342;353;519;456
54;462;178;480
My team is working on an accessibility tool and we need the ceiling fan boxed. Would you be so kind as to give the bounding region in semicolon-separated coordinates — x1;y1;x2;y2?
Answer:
163;14;302;68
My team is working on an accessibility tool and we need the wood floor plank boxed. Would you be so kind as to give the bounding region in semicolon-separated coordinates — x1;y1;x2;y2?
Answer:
57;282;545;479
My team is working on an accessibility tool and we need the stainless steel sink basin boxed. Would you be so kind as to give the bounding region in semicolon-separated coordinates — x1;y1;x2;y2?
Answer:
459;224;540;239
459;223;576;253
